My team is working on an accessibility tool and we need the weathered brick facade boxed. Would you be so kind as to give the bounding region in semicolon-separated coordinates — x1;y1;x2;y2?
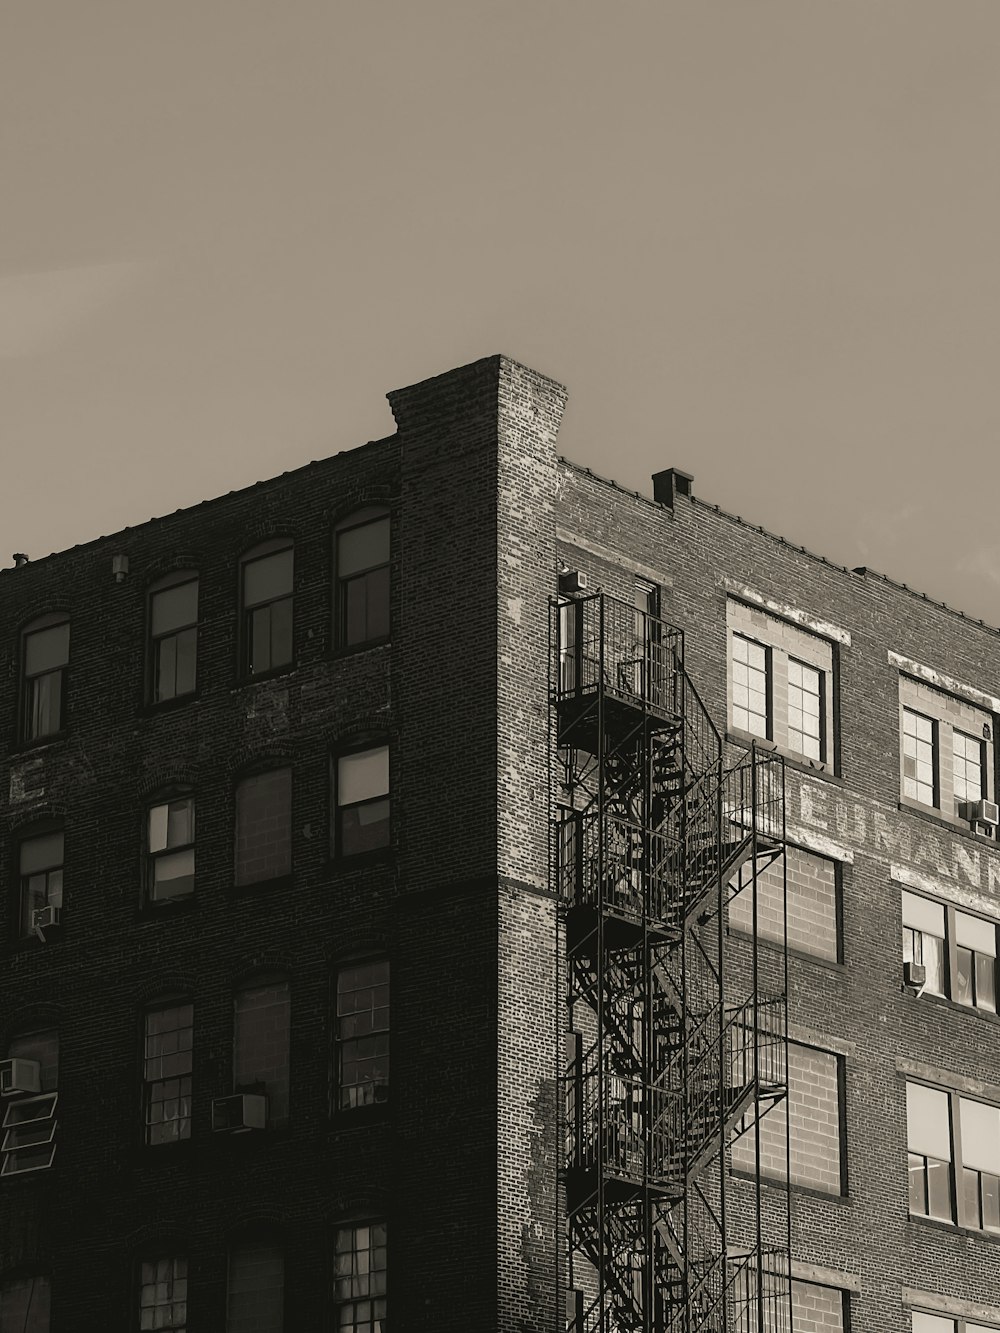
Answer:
1;353;998;1331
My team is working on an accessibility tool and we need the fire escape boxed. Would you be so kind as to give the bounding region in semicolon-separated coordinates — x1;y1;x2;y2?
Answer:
551;591;793;1333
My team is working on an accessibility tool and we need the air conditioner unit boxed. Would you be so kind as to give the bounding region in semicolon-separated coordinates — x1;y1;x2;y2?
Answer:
558;569;588;595
211;1093;267;1133
0;1059;41;1097
903;961;927;994
31;905;61;932
959;799;1000;827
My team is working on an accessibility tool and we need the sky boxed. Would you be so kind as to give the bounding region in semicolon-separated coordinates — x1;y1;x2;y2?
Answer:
4;1;1000;625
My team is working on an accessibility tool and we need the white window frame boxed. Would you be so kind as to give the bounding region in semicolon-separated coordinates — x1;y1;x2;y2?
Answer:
898;674;995;831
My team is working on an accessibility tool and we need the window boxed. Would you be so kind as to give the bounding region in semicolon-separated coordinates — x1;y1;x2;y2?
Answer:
139;1256;187;1332
913;1313;1000;1332
901;891;998;1012
727;601;835;769
907;1080;1000;1234
0;1274;50;1332
18;831;63;938
149;574;198;702
791;1280;847;1333
729;844;841;963
234;980;291;1124
731;1042;844;1194
334;746;390;857
147;797;195;903
336;510;390;648
144;1003;193;1145
21;615;69;742
228;1242;284;1333
898;675;994;825
241;541;293;677
334;1223;386;1333
235;769;292;885
336;961;389;1109
1;1030;58;1177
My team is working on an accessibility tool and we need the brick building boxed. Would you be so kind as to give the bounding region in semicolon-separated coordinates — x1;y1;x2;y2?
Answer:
0;354;998;1333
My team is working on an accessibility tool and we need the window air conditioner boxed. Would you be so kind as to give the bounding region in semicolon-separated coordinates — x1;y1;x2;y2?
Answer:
959;799;1000;827
903;961;927;994
31;905;61;933
211;1093;267;1133
558;569;587;595
0;1059;42;1097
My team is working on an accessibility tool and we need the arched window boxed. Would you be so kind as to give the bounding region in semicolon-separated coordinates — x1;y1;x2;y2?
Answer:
335;509;390;648
20;614;69;742
148;571;199;703
335;959;389;1110
145;792;196;904
240;540;293;677
143;1000;193;1146
331;742;390;858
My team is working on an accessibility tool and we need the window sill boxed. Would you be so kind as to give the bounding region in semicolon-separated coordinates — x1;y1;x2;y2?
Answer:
329;1101;390;1132
904;987;1000;1028
230;873;294;896
10;929;63;954
234;664;299;690
331;637;391;660
138;896;198;920
326;847;394;873
898;799;997;845
908;1211;1000;1244
14;732;68;756
727;923;844;971
138;691;201;717
726;730;842;783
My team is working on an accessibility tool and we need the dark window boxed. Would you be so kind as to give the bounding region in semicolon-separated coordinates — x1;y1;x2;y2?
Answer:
234;980;291;1124
241;542;293;677
150;574;198;702
18;831;63;938
336;961;389;1109
334;746;390;857
144;1004;193;1145
1;1029;58;1178
147;797;195;903
0;1274;51;1331
334;1223;386;1333
228;1242;284;1332
336;511;390;648
139;1256;187;1332
235;770;292;885
21;615;69;742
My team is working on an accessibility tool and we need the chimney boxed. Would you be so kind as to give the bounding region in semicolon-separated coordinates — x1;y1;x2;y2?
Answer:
651;469;694;508
12;553;29;567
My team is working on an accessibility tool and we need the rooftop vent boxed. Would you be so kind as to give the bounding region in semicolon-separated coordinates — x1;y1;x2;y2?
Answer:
12;553;29;568
652;469;694;508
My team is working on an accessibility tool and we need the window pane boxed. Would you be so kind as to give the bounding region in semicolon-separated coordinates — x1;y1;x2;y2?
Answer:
29;672;62;738
152;848;195;901
976;952;997;1012
175;626;197;695
340;799;391;856
912;1316;956;1333
339;516;389;578
953;729;986;807
922;934;945;997
907;1083;951;1159
960;1098;1000;1175
0;1274;51;1333
244;548;293;605
956;911;998;956
901;892;945;936
20;832;64;876
149;799;194;853
152;580;198;636
339;747;389;805
926;1157;953;1220
24;622;69;675
269;595;293;667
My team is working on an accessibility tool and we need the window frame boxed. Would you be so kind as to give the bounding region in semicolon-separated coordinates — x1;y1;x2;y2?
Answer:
0;1272;51;1330
142;1000;194;1148
332;1220;387;1333
727;601;837;773
233;975;292;1127
902;890;999;1014
334;508;391;651
334;958;390;1112
234;767;293;888
16;827;64;940
145;793;196;907
148;571;199;705
898;675;996;832
227;1237;285;1333
137;1254;188;1333
911;1312;1000;1332
19;613;70;745
906;1078;1000;1235
331;742;391;860
239;539;294;680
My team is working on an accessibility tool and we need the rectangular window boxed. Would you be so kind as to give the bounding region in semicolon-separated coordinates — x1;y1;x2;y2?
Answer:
18;832;63;938
337;513;390;647
903;708;938;806
235;770;292;885
791;1280;847;1333
144;1004;193;1145
1;1094;57;1176
912;1316;1000;1333
787;658;824;762
22;618;69;742
337;962;389;1109
954;728;988;817
729;845;841;963
242;545;293;676
901;892;998;1012
228;1243;284;1333
139;1257;187;1333
0;1275;50;1333
234;981;291;1124
335;747;390;856
147;798;195;902
904;1080;1000;1233
907;1081;954;1221
334;1223;387;1333
150;577;198;702
732;634;770;739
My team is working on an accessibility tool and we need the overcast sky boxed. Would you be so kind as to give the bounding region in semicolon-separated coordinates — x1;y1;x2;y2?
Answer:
4;2;1000;626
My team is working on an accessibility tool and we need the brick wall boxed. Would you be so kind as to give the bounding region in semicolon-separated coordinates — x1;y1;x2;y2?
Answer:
729;846;840;963
792;1279;846;1332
